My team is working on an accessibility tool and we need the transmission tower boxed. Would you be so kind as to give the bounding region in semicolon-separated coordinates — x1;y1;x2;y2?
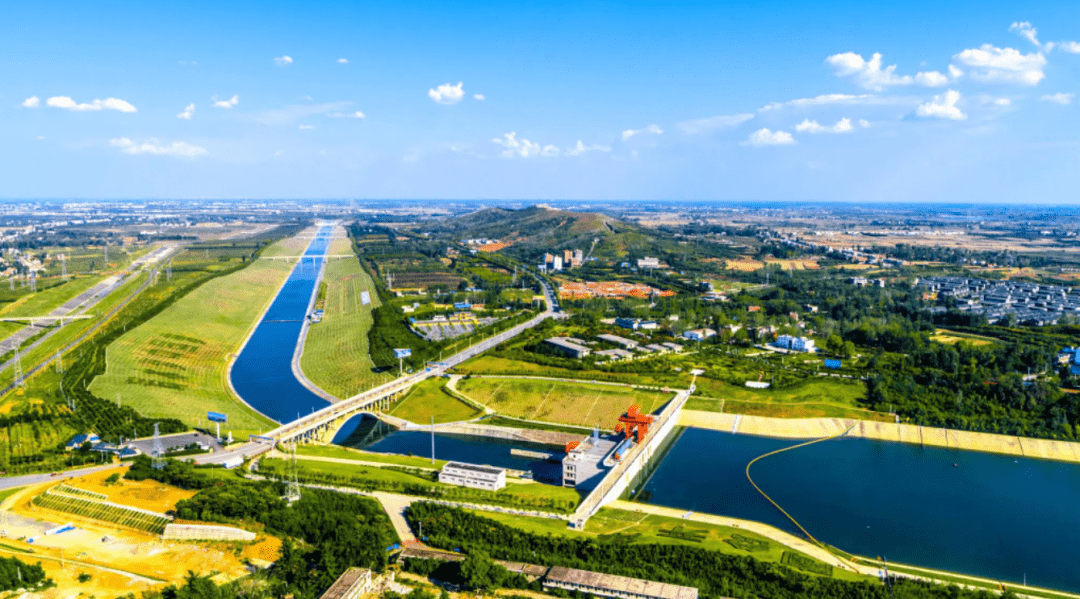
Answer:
12;346;23;388
166;260;172;282
61;255;68;281
29;272;36;293
283;443;302;503
54;351;63;374
8;277;12;291
104;243;108;263
151;423;166;470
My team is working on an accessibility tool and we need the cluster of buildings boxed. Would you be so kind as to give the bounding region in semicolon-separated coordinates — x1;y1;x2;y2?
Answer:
558;280;675;300
918;276;1080;325
848;276;887;288
545;335;684;362
770;234;907;267
542;249;585;272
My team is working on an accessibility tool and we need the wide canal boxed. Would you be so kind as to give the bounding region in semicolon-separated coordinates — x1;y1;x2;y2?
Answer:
640;427;1080;592
230;225;334;424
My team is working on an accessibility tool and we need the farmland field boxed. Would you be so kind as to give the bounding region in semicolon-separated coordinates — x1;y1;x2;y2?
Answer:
0;275;110;338
33;488;171;534
87;234;314;439
300;234;385;398
455;376;672;429
388;377;481;424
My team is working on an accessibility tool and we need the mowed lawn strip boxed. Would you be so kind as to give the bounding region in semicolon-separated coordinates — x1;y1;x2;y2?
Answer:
456;377;672;429
89;236;311;438
300;235;384;398
388;377;481;424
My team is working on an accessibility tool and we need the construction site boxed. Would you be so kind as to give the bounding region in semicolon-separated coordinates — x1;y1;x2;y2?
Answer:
0;467;279;598
558;281;676;300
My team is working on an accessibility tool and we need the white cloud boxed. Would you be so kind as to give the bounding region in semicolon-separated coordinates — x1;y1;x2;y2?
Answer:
177;103;195;119
473;93;485;101
1010;22;1041;48
565;141;612;156
621;124;663;141
915;71;949;87
110;137;208;157
858;119;871;128
274;55;294;67
21;96;40;108
952;45;1045;85
1041;92;1074;105
758;93;918;111
676;113;755;134
916;89;966;120
1057;41;1080;53
428;82;465;105
794;117;853;134
299;125;315;130
826;52;949;90
743;128;795;146
254;101;351;125
994;97;1012;106
337;58;349;64
328;110;366;119
45;96;137;113
948;64;964;79
492;132;559;158
212;95;239;109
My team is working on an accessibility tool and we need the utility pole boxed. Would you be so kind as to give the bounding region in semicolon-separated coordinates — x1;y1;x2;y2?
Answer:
29;271;36;293
104;243;108;264
13;345;24;388
61;255;67;281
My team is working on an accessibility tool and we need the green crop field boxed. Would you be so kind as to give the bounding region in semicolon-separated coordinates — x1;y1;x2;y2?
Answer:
388;378;481;424
456;377;672;429
33;490;170;534
87;237;310;439
300;236;386;398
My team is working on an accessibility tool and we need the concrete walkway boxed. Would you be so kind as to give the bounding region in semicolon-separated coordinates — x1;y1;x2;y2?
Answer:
679;410;1080;464
373;491;418;543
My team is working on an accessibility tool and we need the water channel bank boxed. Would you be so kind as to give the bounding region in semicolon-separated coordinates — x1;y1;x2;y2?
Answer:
680;409;1080;464
229;226;334;424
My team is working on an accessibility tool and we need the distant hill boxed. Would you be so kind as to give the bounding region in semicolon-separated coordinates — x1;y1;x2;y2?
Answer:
435;206;662;260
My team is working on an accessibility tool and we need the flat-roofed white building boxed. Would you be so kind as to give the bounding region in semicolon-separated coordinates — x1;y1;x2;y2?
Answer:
545;337;592;358
597;333;638;349
439;462;506;491
543;566;698;599
320;568;373;599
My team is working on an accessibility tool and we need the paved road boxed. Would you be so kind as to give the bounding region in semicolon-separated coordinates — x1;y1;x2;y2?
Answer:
0;463;121;490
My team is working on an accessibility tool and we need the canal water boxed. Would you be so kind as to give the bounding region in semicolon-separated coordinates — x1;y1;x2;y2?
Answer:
639;427;1080;592
230;225;334;424
333;416;565;482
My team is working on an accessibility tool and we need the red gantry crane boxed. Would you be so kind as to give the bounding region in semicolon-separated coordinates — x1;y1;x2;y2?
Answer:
615;404;654;443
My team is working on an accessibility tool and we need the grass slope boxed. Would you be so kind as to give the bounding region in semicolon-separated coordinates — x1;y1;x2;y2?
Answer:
300;236;384;398
388;377;481;424
457;377;671;429
88;239;308;438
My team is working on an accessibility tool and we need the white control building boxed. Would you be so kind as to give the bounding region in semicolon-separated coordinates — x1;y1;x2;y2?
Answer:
439;462;507;491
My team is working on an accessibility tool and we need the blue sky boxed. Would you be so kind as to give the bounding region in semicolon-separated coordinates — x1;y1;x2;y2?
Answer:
2;0;1079;202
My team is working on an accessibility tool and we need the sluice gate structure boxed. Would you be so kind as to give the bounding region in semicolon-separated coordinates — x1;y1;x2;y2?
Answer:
569;387;691;529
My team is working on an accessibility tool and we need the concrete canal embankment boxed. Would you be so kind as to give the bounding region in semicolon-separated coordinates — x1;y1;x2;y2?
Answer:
679;410;1080;464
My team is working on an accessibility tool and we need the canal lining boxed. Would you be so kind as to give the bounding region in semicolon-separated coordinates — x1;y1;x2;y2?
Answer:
744;424;856;551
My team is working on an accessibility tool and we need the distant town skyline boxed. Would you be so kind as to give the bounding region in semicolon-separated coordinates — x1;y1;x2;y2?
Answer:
2;0;1079;202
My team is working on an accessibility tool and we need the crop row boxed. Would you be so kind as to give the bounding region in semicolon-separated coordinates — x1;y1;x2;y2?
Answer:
34;490;170;534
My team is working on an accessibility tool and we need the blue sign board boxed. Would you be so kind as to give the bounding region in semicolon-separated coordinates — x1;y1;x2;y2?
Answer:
823;359;842;370
394;348;412;359
208;411;228;423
